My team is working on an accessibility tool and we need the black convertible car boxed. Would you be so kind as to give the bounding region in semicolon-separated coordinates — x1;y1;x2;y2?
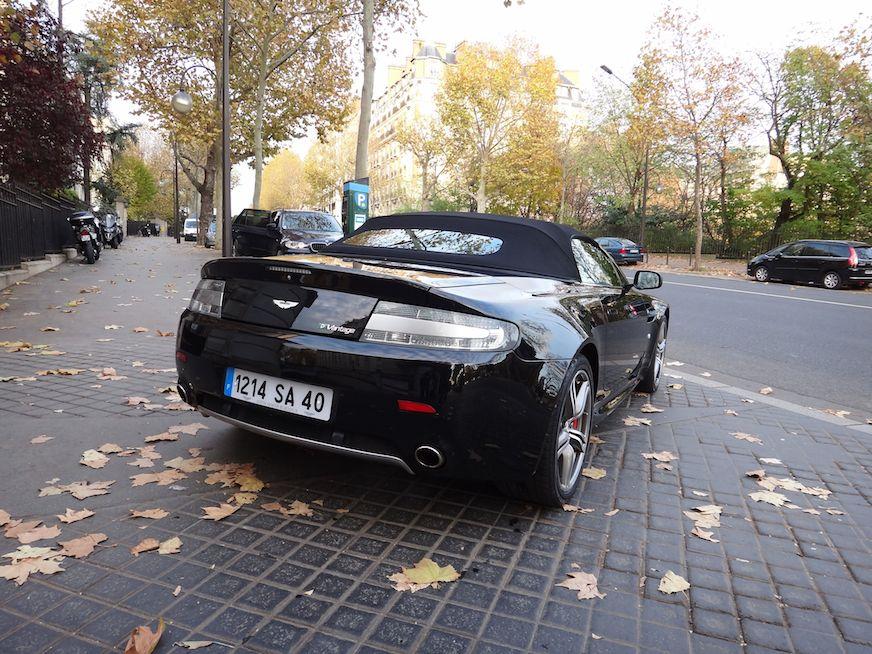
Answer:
176;213;669;505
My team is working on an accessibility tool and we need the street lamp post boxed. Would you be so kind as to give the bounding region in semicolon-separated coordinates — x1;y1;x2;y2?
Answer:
599;64;650;248
170;90;193;245
221;0;231;258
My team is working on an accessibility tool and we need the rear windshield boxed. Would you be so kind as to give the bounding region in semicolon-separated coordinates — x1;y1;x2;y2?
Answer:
342;228;503;255
856;246;872;259
280;212;341;232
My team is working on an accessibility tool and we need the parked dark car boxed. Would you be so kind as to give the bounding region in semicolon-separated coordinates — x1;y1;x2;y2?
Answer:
748;240;872;289
176;212;669;505
231;209;343;257
204;219;217;248
595;237;644;265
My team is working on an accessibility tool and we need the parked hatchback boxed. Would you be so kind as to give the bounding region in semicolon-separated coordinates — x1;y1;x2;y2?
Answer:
232;209;343;257
594;237;644;265
748;240;872;289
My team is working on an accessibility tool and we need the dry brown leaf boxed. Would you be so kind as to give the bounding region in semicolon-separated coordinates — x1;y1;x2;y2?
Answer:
824;508;845;516
104;324;122;330
125;396;151;406
144;431;178;443
691;526;719;542
820;408;850;418
556;570;606;599
29;435;53;444
623;416;653;427
132;327;150;333
604;509;620;517
131;538;159;556
654;462;673;471
230;492;258;505
40;326;60;332
130;470;188;487
749;490;788;507
128;458;155;468
802;508;821;516
745;469;767;479
175;642;213;650
639;403;664;413
562;504;594;514
0;545;65;585
201;503;240;521
138;446;161;460
124;618;164;654
667;383;683;389
581;467;606;480
760;457;782;465
96;443;124;454
724;409;739;416
691;491;708;497
58;533;107;559
5;520;43;538
388;558;460;592
169;422;209;435
80;449;110;469
17;524;61;544
173;585;181;596
588;435;604;444
759;387;773;395
641;451;678;463
731;432;763;445
156;330;175;337
131;508;169;520
658;571;690;594
164;456;205;473
261;500;313;517
57;508;94;524
683;504;722;529
158;536;182;555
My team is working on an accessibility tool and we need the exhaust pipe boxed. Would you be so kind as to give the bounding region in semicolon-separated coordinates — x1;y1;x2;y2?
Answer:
414;445;445;469
177;383;196;408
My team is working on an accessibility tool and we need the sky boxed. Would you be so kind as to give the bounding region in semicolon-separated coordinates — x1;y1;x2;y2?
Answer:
61;0;868;213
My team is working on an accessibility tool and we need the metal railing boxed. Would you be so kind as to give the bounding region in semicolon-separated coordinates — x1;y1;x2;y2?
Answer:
0;183;79;270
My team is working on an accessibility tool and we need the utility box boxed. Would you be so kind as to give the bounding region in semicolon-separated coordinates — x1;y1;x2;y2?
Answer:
342;179;370;235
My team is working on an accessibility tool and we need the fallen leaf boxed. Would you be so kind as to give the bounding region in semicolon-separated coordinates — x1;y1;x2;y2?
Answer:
261;500;313;517
742;398;755;403
667;383;683;389
131;509;169;520
168;423;208;435
820;408;850;418
581;467;606;480
388;558;460;592
164;402;194;411
592;633;602;640
604;509;619;517
658;571;690;594
824;508;845;516
562;504;594;514
641;451;678;462
759;387;773;395
731;432;763;445
131;538;160;556
691;526;719;542
700;372;712;377
57;508;94;524
156;330;174;337
16;524;61;544
202;503;240;521
654;462;673;471
745;469;767;479
724;409;738;416
691;491;708;497
164;456;205;473
125;396;151;406
80;449;110;469
131;470;187;487
158;537;182;555
230;492;257;505
666;361;684;367
760;457;782;465
57;533;107;558
639;403;663;413
588;435;604;444
175;642;213;651
132;327;150;333
623;416;652;426
173;585;181;596
128;458;155;468
802;508;821;516
749;490;788;507
124;619;164;654
104;324;122;330
29;435;53;444
144;431;178;443
683;504;722;529
0;545;65;585
40;326;59;332
556;570;605;599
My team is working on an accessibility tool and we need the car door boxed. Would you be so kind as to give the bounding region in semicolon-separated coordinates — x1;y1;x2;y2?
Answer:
231;214;248;254
797;242;831;282
571;239;651;398
770;242;804;281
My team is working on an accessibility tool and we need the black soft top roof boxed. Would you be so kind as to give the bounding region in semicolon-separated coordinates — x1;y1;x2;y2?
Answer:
324;212;589;280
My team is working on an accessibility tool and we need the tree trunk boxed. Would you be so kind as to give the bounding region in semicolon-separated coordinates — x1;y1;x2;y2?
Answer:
693;147;703;271
354;0;374;180
198;142;218;248
251;53;268;209
420;158;430;211
719;142;731;246
476;159;488;212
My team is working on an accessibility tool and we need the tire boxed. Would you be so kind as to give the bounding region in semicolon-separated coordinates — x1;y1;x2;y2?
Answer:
821;271;842;290
94;244;101;260
753;265;770;282
110;235;119;249
497;356;595;507
637;319;667;393
83;241;95;264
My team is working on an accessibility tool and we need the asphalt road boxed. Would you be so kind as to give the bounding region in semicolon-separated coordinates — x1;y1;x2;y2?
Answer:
649;271;872;414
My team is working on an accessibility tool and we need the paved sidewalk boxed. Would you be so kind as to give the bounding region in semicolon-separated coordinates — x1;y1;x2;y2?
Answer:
0;239;869;653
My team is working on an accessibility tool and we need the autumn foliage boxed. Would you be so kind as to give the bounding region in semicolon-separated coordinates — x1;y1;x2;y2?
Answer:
0;0;101;191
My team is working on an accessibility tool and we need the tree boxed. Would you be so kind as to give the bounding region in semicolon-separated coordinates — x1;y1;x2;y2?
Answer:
0;0;101;191
393;115;447;211
437;41;558;211
261;149;307;210
644;7;747;269
113;151;158;220
304;124;357;209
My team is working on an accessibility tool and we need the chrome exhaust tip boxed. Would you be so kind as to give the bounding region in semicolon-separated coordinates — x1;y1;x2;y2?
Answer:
176;384;188;403
177;383;196;408
414;445;445;469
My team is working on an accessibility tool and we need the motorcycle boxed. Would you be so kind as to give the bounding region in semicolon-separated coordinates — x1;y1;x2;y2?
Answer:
68;212;103;264
99;214;123;248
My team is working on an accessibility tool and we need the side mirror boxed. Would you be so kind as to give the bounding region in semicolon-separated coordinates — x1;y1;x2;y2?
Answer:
633;270;662;290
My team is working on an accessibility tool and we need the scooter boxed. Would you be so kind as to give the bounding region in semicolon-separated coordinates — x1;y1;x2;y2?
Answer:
99;214;123;248
68;213;103;264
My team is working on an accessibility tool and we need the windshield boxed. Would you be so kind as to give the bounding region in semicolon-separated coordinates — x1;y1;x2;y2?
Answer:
280;212;341;232
342;228;503;255
184;219;197;229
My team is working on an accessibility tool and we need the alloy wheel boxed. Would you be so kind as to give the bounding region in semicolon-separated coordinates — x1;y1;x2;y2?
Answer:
555;370;593;493
823;272;841;289
754;266;769;282
653;330;667;385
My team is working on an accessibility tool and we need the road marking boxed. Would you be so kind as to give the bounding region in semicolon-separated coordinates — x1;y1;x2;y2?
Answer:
665;280;872;310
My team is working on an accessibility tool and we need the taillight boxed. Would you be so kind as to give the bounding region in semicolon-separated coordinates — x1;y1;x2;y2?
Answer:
619;248;628;254
397;400;437;414
80;229;90;237
848;247;858;267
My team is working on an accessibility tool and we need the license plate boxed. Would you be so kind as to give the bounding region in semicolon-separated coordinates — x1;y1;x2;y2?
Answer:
224;368;333;421
629;249;638;254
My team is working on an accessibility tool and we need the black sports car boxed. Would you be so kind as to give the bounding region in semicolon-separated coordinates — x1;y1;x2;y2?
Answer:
175;213;669;505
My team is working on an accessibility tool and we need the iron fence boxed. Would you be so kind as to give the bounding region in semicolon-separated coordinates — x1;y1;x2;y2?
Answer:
0;183;79;270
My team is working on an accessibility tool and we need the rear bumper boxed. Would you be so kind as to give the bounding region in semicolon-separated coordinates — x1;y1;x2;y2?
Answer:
176;312;564;481
844;271;872;283
615;253;643;264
